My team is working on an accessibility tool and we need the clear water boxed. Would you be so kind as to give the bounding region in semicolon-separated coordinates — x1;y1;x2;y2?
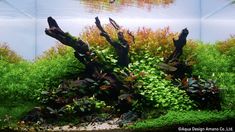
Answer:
0;0;234;60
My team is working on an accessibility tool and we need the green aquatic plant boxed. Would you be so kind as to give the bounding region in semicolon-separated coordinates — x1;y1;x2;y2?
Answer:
192;42;235;110
28;44;85;99
129;110;235;130
193;44;230;77
0;101;37;128
128;51;194;111
0;44;85;101
0;43;23;63
0;59;31;101
1;17;235;130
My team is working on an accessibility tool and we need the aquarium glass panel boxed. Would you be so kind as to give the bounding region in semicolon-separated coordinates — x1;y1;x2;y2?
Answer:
0;0;235;59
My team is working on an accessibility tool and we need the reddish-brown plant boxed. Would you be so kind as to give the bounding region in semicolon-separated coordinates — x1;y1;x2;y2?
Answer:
80;0;174;12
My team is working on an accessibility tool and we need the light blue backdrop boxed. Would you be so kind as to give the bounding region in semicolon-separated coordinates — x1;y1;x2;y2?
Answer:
0;0;235;60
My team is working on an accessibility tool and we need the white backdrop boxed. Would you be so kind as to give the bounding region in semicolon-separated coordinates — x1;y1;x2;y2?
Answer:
0;0;235;60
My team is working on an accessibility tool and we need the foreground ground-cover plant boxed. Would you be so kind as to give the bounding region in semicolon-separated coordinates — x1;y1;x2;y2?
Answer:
129;110;235;130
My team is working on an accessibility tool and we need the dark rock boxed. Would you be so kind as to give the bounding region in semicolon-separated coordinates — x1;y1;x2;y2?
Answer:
117;111;139;127
21;107;44;123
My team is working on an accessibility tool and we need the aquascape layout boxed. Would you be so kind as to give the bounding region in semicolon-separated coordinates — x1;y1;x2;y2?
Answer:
0;0;234;131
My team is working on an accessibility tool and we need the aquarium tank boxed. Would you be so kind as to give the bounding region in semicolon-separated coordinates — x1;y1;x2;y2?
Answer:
0;0;234;131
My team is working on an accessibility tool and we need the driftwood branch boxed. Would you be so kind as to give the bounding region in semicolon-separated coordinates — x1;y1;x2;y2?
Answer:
159;28;191;79
45;16;127;101
166;28;189;63
45;17;90;56
95;17;114;45
95;17;130;67
109;17;135;44
109;18;120;30
45;16;100;74
127;30;135;44
109;0;115;3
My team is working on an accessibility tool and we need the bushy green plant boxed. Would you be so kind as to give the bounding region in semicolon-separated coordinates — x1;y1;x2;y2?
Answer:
0;44;85;101
0;43;23;63
81;27;196;111
127;51;194;111
0;58;32;101
216;73;235;110
216;36;235;55
192;42;235;110
1;27;235;129
94;46;117;68
28;44;85;99
1;62;31;99
0;44;30;100
64;97;106;114
193;44;231;77
216;37;235;73
0;45;37;128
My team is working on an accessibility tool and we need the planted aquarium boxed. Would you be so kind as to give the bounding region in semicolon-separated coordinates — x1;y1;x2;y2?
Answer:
0;0;234;131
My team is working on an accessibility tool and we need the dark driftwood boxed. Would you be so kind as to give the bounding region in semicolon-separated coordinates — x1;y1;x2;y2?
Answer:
95;17;130;67
109;18;120;30
45;17;90;62
45;17;91;55
45;16;126;101
166;28;189;63
160;28;191;79
109;18;135;43
45;16;102;75
109;0;115;3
